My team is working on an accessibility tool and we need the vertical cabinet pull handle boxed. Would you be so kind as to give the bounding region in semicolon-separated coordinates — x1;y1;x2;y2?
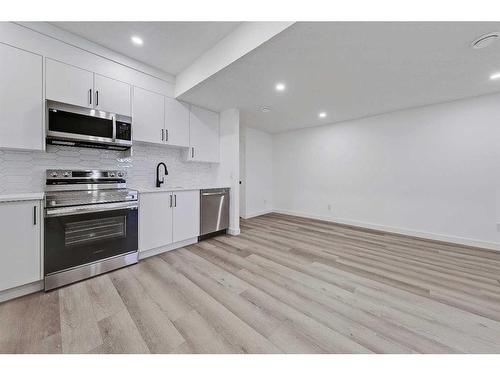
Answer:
169;194;172;208
95;90;99;107
165;129;168;142
33;206;37;225
89;89;92;105
174;194;177;207
191;147;194;158
162;129;164;141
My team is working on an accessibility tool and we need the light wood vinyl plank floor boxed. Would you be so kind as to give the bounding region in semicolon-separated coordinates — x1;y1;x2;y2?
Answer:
1;213;500;353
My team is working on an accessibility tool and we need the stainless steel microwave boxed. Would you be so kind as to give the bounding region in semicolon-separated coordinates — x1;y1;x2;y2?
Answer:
46;100;132;150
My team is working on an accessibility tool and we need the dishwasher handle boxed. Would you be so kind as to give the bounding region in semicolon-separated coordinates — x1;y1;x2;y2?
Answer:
201;192;228;196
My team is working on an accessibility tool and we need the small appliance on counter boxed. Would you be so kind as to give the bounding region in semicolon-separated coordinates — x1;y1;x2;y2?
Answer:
44;169;138;291
199;188;230;240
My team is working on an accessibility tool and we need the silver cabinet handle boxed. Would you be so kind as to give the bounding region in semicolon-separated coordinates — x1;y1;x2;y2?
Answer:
95;90;99;107
33;205;37;225
165;129;169;142
89;89;92;105
162;129;164;141
169;194;172;207
191;147;194;158
174;194;177;207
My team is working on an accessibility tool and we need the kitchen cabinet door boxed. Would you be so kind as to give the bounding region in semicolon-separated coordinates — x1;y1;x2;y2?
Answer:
0;200;41;291
188;105;220;163
139;192;173;252
0;43;43;151
165;97;190;147
172;190;200;243
94;74;131;116
46;58;93;108
132;87;165;144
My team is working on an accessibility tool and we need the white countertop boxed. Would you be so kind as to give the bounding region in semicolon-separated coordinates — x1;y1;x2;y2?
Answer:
0;192;45;203
134;186;230;194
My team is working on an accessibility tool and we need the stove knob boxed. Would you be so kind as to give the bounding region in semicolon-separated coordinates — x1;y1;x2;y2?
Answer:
50;171;58;178
117;172;124;178
63;172;70;178
109;172;116;177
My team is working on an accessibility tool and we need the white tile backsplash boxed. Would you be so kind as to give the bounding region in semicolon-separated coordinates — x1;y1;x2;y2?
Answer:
0;144;218;194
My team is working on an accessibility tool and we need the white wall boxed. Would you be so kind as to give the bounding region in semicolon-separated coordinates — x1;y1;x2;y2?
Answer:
240;126;273;218
273;93;500;250
217;109;240;234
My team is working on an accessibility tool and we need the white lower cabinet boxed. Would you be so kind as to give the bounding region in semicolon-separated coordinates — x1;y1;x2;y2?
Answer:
0;200;41;292
172;190;200;243
139;192;173;252
139;190;200;252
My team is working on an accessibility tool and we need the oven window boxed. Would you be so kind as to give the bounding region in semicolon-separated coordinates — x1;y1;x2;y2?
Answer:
64;216;126;247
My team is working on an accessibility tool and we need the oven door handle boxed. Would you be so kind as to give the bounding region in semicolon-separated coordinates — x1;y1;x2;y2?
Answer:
45;202;138;218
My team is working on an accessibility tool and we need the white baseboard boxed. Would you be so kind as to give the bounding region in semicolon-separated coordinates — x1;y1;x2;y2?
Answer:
242;209;274;219
0;280;44;303
273;209;500;252
139;237;198;260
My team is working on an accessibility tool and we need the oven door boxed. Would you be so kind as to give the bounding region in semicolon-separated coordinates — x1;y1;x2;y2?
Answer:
44;202;138;275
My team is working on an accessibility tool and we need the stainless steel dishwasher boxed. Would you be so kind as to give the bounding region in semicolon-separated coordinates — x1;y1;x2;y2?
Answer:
200;188;230;239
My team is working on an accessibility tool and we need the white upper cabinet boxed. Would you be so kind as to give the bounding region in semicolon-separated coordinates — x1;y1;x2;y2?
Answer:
46;59;131;116
165;97;190;147
94;74;131;116
132;86;165;144
0;200;41;292
0;43;43;151
46;58;93;108
139;192;173;252
172;190;200;243
188;105;220;163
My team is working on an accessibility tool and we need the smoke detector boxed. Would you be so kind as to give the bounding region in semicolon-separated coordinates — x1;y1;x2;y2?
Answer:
471;32;499;49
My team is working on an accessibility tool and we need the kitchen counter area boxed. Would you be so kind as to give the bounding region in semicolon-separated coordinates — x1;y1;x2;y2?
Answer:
0;192;45;203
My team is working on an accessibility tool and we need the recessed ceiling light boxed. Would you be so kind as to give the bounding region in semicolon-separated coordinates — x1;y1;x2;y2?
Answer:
490;72;500;80
318;112;327;118
131;36;143;46
471;32;499;49
275;82;286;92
261;107;271;113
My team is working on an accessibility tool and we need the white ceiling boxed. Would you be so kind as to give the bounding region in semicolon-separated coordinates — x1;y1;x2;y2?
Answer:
178;22;500;133
50;21;241;75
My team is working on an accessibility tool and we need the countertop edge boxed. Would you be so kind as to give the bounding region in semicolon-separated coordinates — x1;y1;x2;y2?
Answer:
0;193;45;203
134;187;230;194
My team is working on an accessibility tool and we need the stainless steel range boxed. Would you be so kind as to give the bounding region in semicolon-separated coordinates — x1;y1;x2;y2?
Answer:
44;169;138;291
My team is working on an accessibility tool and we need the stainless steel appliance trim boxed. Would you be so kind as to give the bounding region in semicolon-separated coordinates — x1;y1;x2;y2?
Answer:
44;251;138;291
112;116;117;142
201;192;229;196
200;188;230;236
47;100;132;122
46;130;115;145
45;201;138;217
45;183;128;192
46;169;127;180
46;100;133;147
